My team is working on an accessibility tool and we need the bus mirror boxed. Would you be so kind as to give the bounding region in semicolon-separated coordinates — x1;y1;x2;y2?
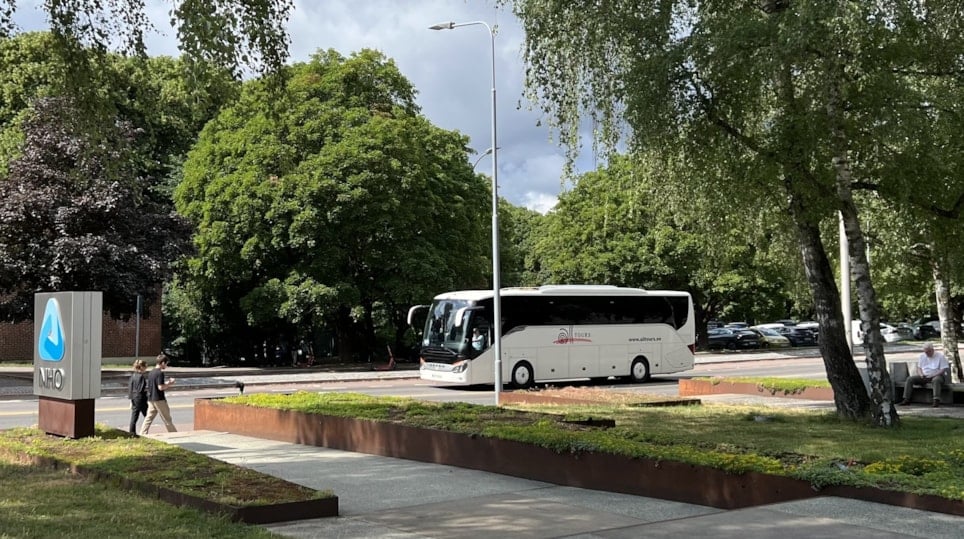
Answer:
407;305;428;326
454;306;483;327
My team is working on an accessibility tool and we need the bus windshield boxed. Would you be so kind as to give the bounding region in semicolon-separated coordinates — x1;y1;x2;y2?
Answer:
422;299;473;349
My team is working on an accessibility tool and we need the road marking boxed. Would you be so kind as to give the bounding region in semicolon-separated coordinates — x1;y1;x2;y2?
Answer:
0;403;195;417
0;410;37;417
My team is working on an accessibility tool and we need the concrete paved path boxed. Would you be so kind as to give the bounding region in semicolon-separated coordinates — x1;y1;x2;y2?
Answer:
157;430;963;539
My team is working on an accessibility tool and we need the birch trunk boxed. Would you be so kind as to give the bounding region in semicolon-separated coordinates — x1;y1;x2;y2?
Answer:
788;193;871;419
827;66;898;427
933;260;963;382
765;14;871;419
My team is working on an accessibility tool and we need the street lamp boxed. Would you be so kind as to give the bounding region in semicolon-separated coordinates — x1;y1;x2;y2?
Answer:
472;147;493;170
430;20;503;405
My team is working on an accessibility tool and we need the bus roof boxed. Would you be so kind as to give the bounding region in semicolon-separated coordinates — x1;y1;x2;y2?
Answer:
433;285;691;301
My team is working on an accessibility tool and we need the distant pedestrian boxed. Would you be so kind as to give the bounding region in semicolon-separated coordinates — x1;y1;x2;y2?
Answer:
128;359;148;434
141;354;177;434
899;343;950;407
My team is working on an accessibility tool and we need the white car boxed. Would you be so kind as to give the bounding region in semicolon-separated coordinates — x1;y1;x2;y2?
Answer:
851;321;912;344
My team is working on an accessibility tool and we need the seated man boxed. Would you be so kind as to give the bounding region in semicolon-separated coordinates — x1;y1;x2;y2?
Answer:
899;343;951;407
471;327;486;352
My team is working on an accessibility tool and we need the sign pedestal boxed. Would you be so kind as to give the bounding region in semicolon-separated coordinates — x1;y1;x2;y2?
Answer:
38;396;95;439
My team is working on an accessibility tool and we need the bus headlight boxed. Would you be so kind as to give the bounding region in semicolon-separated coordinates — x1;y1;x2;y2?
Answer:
452;360;469;373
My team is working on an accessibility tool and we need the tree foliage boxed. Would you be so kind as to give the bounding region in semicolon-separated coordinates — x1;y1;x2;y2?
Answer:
0;0;292;81
505;0;964;423
0;97;191;320
0;32;239;321
0;32;240;175
175;49;490;361
530;154;798;338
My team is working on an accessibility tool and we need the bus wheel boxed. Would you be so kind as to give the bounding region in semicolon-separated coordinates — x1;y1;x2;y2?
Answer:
629;357;651;383
511;361;534;389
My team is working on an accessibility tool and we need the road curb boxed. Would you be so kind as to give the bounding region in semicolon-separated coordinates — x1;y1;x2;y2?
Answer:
0;371;424;400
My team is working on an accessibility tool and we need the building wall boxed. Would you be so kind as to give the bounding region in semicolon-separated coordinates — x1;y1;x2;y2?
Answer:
0;308;162;362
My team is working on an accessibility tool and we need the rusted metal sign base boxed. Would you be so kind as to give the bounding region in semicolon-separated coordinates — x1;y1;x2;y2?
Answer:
39;396;95;439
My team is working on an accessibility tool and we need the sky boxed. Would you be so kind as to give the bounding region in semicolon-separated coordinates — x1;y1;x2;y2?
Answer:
12;0;596;214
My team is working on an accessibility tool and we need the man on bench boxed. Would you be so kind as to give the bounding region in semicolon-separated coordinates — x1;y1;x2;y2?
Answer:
899;343;951;408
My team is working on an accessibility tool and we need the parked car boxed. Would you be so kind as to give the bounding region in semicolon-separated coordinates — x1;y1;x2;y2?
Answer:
774;326;818;347
749;327;792;349
707;328;761;350
851;321;913;344
723;322;749;329
912;319;940;340
755;322;787;330
882;323;913;343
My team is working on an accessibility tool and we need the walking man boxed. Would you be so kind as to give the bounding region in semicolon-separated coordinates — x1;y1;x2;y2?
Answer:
141;353;177;434
899;343;950;407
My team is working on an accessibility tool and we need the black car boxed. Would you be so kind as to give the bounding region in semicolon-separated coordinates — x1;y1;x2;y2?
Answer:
912;319;940;340
774;326;818;347
707;328;762;350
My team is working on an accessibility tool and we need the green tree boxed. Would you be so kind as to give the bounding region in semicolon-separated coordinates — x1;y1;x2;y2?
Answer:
175;49;490;362
0;33;239;324
0;1;291;81
0;97;191;320
507;0;964;425
1;33;239;175
530;154;797;345
500;201;543;287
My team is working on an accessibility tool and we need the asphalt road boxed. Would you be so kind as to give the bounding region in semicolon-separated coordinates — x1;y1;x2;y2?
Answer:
0;354;843;431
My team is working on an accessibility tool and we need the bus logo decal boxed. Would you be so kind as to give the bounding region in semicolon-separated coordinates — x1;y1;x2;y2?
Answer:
554;327;592;344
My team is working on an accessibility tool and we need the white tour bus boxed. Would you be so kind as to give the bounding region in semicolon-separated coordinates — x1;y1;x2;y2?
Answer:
407;285;695;388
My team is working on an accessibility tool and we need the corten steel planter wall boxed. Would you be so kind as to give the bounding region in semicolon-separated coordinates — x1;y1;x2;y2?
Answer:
679;379;835;401
195;399;813;509
195;398;964;516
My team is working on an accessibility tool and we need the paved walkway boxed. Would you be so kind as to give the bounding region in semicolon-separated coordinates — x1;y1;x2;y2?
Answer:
154;429;964;538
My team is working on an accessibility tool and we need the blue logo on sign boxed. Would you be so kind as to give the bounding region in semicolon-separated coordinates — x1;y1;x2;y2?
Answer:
38;298;66;361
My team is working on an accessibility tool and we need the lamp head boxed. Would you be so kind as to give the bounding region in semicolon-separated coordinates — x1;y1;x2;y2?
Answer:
429;22;455;30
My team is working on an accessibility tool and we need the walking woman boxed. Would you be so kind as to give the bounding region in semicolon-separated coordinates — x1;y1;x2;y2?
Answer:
128;359;148;434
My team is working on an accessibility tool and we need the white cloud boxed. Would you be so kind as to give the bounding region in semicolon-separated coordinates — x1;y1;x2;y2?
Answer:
12;0;597;212
521;192;559;215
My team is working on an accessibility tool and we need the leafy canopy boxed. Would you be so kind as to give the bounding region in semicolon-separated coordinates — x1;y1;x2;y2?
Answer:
175;49;490;355
0;97;191;320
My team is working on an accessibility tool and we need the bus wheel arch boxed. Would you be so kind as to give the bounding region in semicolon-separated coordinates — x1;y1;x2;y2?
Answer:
629;356;651;383
510;361;535;389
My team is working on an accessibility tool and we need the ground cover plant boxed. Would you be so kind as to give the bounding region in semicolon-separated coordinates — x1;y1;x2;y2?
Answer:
0;462;280;539
0;425;333;507
221;391;964;502
695;376;832;394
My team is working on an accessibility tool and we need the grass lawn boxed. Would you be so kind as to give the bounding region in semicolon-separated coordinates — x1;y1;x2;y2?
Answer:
0;463;280;538
222;391;964;502
0;424;334;536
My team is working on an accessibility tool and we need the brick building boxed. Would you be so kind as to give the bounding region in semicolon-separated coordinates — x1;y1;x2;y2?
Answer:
0;308;161;362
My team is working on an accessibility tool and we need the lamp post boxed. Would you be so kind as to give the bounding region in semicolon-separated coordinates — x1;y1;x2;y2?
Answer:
430;20;503;405
840;212;853;353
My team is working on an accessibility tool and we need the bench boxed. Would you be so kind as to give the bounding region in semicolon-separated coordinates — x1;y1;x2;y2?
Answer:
889;362;957;404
